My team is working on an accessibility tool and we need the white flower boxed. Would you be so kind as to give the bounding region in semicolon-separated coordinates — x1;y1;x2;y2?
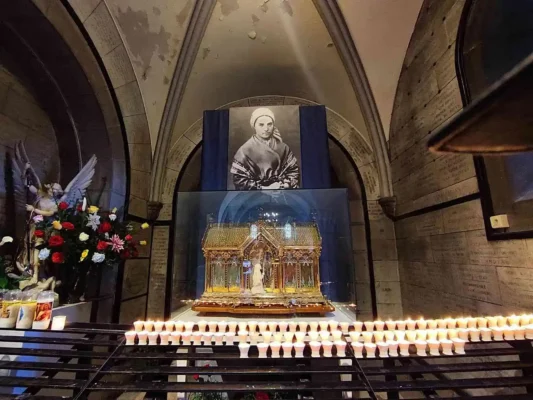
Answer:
104;233;109;239
86;213;101;231
79;232;89;242
33;215;43;223
109;214;117;221
38;248;50;260
0;236;13;247
92;252;105;263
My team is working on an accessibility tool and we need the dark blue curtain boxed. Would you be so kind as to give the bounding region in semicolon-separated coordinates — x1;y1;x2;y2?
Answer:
201;109;229;190
299;105;331;189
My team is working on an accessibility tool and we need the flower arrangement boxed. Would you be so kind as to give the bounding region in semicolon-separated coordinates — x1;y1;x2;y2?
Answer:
29;199;149;302
189;364;224;400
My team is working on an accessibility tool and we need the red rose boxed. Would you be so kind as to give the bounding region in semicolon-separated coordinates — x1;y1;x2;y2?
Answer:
98;221;112;233
51;252;64;263
48;235;64;247
256;392;269;400
34;230;44;238
58;202;69;210
193;374;199;380
125;234;133;241
62;222;75;230
77;204;83;212
96;241;109;251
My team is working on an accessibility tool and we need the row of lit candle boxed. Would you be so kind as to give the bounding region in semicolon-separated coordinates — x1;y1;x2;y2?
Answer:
352;338;467;358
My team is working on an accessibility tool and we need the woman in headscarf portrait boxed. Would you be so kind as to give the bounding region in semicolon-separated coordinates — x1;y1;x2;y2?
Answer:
230;107;300;190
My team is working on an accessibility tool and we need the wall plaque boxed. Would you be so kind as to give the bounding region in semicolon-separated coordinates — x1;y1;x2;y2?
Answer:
442;200;484;233
431;232;468;264
497;266;533;309
122;259;150;300
467;230;528;267
147;226;170;318
451;264;502;303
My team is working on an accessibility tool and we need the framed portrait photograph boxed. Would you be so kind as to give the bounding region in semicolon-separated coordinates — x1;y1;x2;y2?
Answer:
227;105;302;190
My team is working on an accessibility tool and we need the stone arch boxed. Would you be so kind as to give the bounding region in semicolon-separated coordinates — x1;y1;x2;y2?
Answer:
157;95;401;319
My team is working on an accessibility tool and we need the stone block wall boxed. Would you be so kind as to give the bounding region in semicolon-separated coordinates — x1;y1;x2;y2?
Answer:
390;0;533;318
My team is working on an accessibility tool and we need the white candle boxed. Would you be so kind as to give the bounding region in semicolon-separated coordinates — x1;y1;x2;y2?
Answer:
238;343;250;358
273;332;283;342
457;329;469;341
398;340;410;356
427;339;440;356
257;343;269;358
436;319;446;329
148;332;159;346
181;331;192;345
405;331;417;342
214;332;224;345
284;331;295;342
448;329;458;340
416;318;427;330
198;321;207;332
295;332;306;343
328;320;339;332
144;320;154;331
319;321;329;331
352;341;364;358
137;330;148;345
395;320;406;331
374;321;385;331
385;320;396;330
294;342;305;357
388;340;399;357
228;321;238;333
154;321;165;332
175;321;184;332
440;339;453;355
426;320;437;329
282;342;293;358
362;332;373;343
466;317;477;329
208;321;218;333
165;321;175;332
250;332;261;345
258;322;268;333
125;331;136;345
514;327;526;340
525;324;533;339
492;327;504;341
192;332;203;346
364;342;376;358
477;317;488;328
309;321;319;332
171;332;181;345
437;329;448;341
374;331;385;343
446;318;456;329
262;331;272;343
298;321;308;333
238;330;248;343
184;321;194;332
520;315;531;327
225;332;236;345
319;331;330;342
278;321;288;332
508;315;520;327
248;321;258;333
238;321;248;332
416;330;427;341
331;330;343;341
496;316;507;327
202;333;212;345
322;340;333;357
469;328;481;342
353;321;363;332
270;341;281;358
339;322;350;334
218;321;228;333
395;330;406;341
503;327;515;341
335;340;346;357
349;331;360;343
456;318;468;329
51;316;66;331
480;327;492;341
415;340;427;357
427;329;438;341
376;342;388;358
406;319;416;331
310;341;321;357
309;331;319;341
486;317;498;328
452;338;466;354
133;320;144;332
288;321;298;332
364;321;375;332
385;331;395;341
268;321;278;332
160;331;170;345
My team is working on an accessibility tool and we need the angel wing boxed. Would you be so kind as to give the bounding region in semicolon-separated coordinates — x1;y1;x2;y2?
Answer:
13;141;42;200
59;155;97;206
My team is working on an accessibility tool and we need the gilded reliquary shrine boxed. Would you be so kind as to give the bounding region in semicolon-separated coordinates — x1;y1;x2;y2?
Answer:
193;220;334;314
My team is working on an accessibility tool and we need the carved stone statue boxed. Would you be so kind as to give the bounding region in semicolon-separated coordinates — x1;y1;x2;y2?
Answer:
8;141;97;292
251;262;265;294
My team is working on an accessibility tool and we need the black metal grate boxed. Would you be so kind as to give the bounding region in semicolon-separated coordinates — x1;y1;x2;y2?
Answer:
0;323;532;399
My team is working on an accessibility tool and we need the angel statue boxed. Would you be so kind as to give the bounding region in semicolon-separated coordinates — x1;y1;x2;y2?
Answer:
9;141;97;292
